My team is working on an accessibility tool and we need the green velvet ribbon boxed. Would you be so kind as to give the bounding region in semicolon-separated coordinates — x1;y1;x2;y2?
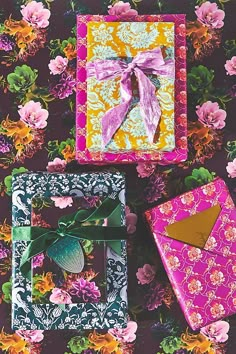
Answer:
12;197;127;280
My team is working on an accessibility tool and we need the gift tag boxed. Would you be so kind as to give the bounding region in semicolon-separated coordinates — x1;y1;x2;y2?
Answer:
47;236;85;273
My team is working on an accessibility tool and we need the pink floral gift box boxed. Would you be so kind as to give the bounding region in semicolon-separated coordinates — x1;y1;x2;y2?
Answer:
144;178;236;330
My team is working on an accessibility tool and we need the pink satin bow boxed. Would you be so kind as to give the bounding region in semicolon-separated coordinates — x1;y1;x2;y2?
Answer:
86;47;175;148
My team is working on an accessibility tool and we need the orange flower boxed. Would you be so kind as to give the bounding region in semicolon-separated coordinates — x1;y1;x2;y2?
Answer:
1;117;33;155
181;330;214;354
63;43;77;60
0;329;29;354
61;144;75;162
188;121;213;156
34;272;55;295
4;18;36;49
0;220;11;243
88;331;122;354
186;20;212;59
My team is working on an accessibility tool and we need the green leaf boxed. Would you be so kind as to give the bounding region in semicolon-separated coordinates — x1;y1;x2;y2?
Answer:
184;167;215;190
224;39;236;59
48;39;62;58
187;65;215;105
80;239;94;254
46;140;61;160
7;65;38;93
4;167;28;196
61;37;76;53
66;336;90;354
225;140;236;161
159;335;183;354
2;280;12;303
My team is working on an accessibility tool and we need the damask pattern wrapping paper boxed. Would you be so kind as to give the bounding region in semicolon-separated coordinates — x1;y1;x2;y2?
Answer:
11;172;128;330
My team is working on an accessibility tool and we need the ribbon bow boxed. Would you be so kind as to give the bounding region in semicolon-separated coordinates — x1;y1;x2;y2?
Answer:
87;47;175;147
12;197;127;280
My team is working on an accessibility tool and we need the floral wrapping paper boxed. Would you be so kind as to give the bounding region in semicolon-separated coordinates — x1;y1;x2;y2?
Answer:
0;0;236;353
76;14;187;164
86;21;175;152
11;171;128;330
145;178;236;330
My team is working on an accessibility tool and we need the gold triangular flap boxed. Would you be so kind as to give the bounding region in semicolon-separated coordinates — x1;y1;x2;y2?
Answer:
165;204;221;248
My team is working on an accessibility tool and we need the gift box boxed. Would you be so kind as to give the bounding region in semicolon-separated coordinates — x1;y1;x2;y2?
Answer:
12;172;128;330
144;178;236;330
86;21;175;152
76;14;187;164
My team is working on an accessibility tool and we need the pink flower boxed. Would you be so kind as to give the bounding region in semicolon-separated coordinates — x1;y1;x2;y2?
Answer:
195;2;225;29
46;157;67;172
136;264;156;285
49;288;72;304
51;196;73;209
201;320;230;343
48;56;68;75
125;206;137;234
108;1;138;16
21;1;50;28
16;330;44;343
196;101;226;129
226;158;236;178
109;321;138;343
18;101;48;129
70;278;101;302
225;56;236;76
136;162;157;178
33;253;45;268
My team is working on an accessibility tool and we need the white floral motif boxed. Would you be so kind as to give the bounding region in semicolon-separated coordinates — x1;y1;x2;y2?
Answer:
91;24;114;43
162;25;174;43
117;22;159;49
181;192;195;205
205;236;217;250
167;255;180;271
188;279;203;294
189;312;203;327
210;270;225;286
188;247;203;261
91;45;117;60
224;225;236;242
210;303;225;318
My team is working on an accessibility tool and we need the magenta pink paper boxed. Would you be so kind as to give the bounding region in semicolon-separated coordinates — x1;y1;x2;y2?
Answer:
145;178;236;330
76;14;187;164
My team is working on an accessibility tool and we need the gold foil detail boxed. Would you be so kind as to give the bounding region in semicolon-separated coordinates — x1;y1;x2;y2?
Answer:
165;204;221;248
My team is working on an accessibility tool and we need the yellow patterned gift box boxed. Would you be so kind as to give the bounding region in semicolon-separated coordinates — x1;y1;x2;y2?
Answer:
86;21;175;152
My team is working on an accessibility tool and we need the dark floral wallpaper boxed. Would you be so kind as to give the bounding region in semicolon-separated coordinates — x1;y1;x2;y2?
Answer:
0;0;236;353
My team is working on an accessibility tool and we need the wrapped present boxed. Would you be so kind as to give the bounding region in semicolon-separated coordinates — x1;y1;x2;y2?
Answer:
12;172;128;330
86;21;175;152
76;14;187;164
144;178;236;330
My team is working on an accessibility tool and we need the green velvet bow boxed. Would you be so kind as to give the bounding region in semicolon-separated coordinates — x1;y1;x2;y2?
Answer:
12;197;127;281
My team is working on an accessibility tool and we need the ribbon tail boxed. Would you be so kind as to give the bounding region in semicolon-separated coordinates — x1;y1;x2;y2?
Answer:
135;68;161;144
102;71;132;148
107;240;122;256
